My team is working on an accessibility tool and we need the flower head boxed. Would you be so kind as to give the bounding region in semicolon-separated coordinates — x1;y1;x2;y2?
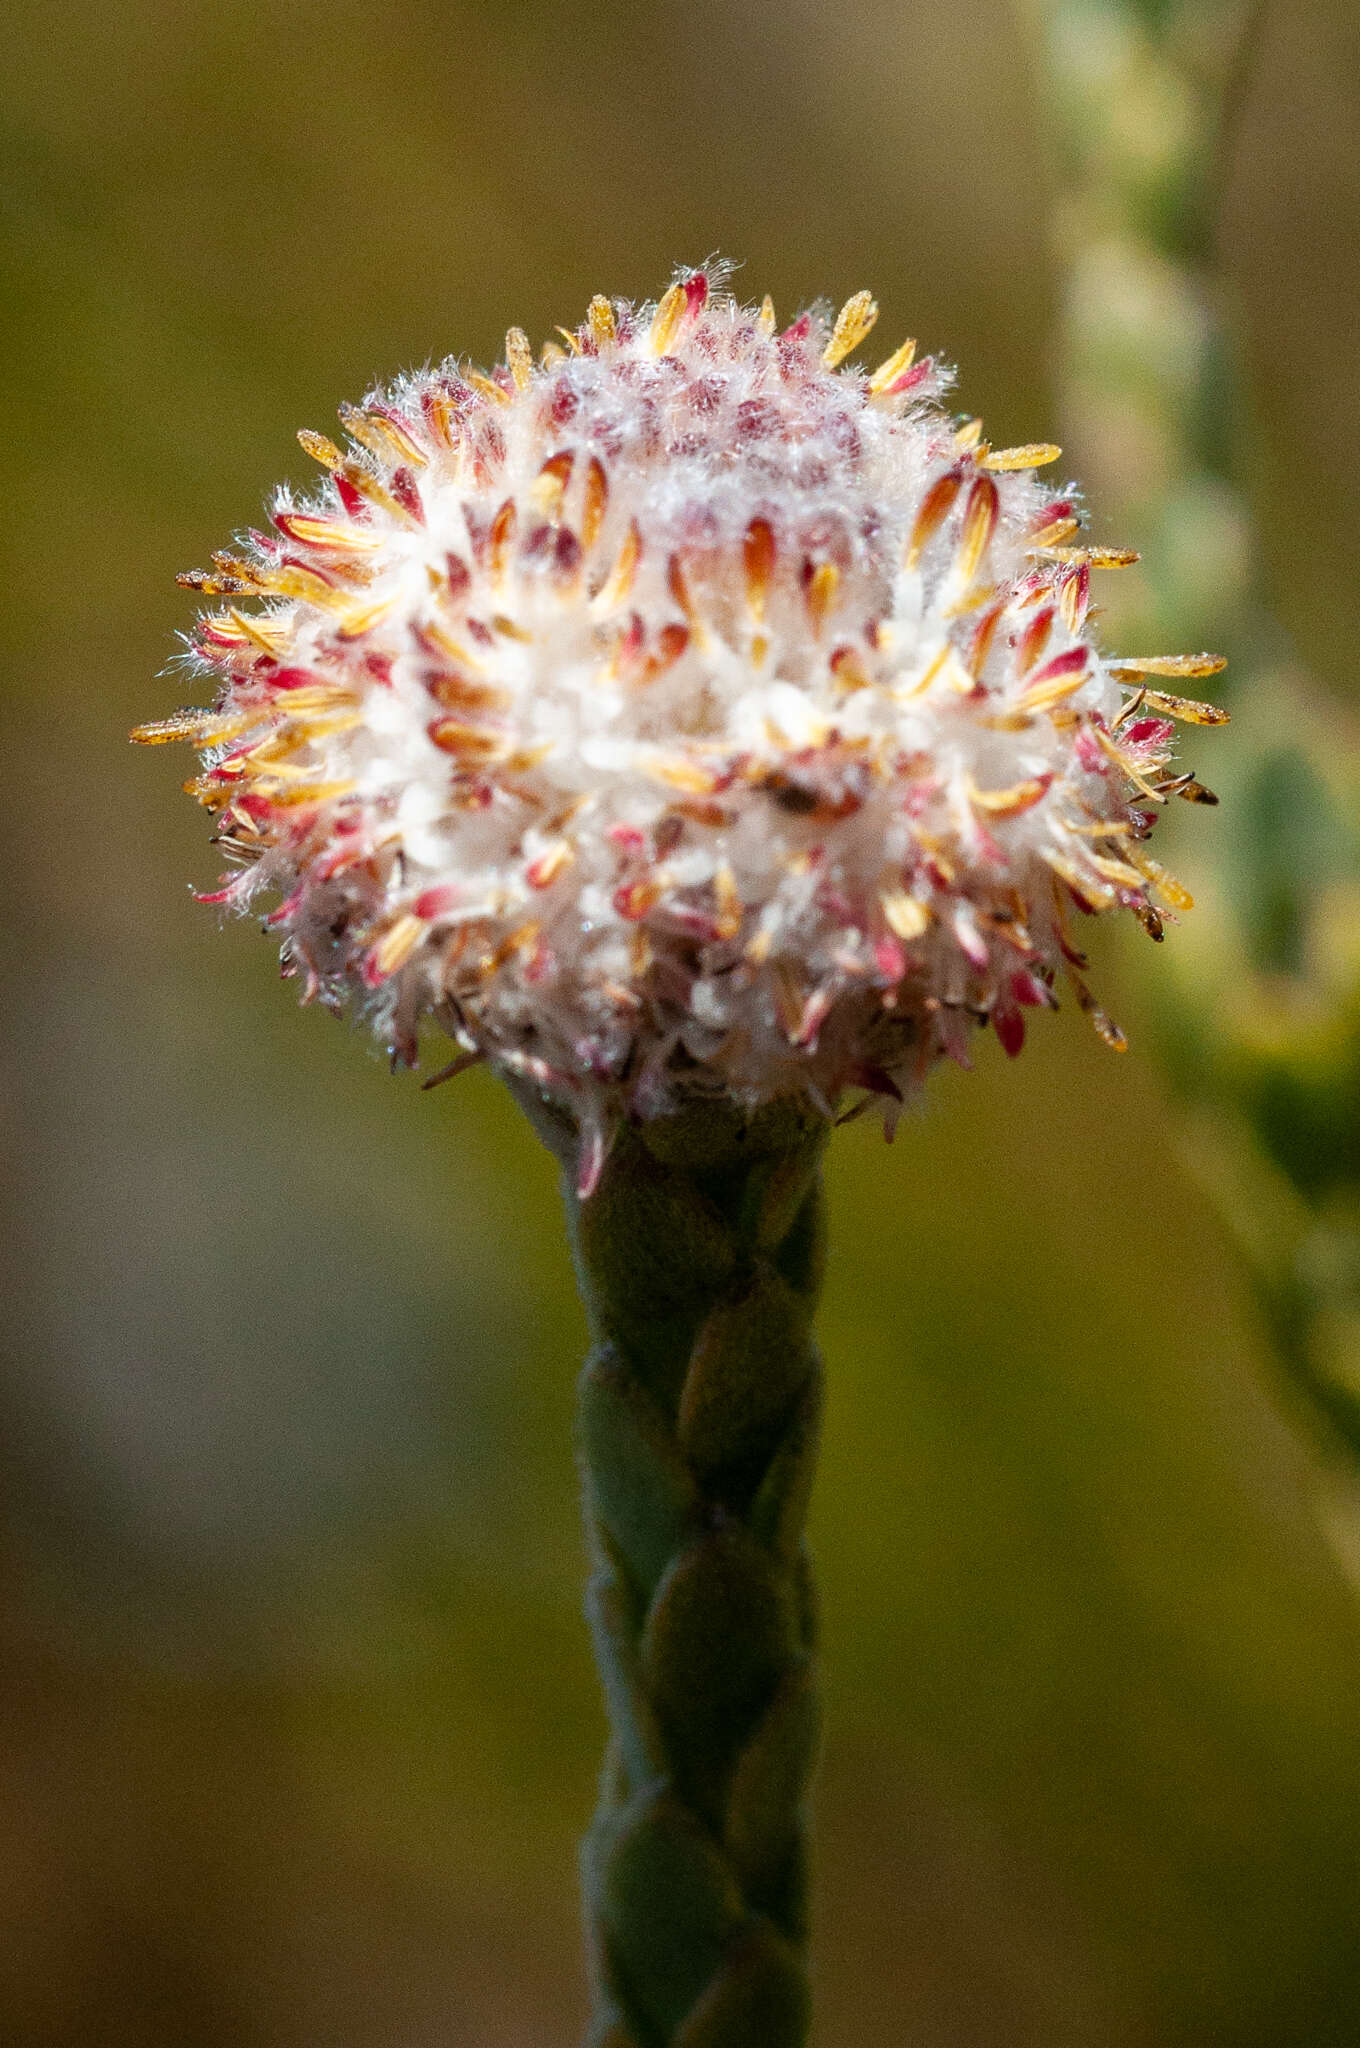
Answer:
136;266;1224;1183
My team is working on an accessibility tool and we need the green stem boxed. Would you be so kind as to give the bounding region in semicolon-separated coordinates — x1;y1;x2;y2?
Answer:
535;1092;828;2047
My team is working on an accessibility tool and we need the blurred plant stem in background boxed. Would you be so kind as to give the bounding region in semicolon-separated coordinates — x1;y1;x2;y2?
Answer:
1023;0;1360;1514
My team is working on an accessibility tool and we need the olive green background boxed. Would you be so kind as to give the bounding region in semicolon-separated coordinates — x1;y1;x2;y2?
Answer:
3;1;1360;2040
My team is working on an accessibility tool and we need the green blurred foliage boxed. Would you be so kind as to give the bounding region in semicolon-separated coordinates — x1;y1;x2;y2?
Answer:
1031;0;1360;1481
2;0;1360;2042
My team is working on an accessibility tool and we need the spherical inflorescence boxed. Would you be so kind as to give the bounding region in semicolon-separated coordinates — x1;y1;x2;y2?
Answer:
136;267;1225;1184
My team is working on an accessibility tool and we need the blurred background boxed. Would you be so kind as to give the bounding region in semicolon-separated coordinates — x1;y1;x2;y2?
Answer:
4;0;1360;2040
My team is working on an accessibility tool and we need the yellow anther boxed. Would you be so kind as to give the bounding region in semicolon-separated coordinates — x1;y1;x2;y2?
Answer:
1108;653;1227;680
823;290;879;369
1029;512;1081;550
587;295;617;349
1046;545;1140;569
130;708;252;747
649;283;686;356
273;513;385;553
339;404;427;469
297;428;345;469
505;327;534;391
867;337;917;394
1129;850;1195;910
980;443;1062;472
463;370;512;407
1130;689;1230;726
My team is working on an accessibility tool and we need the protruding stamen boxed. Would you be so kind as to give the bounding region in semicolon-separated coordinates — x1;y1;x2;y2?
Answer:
338;460;417;522
587;295;617;349
1029;509;1081;550
1086;849;1149;887
297;428;345;470
257;561;344;605
823;291;879;369
273;511;385;553
649;283;686;356
422;386;458;451
1093;725;1167;802
1129;850;1194;909
1123;688;1230;725
1171;776;1219;805
339;404;427;469
505;327;534;391
1109;653;1228;680
131;708;252;747
868;337;917;394
368;406;430;467
177;567;251;596
757;295;776;337
464;369;512;407
1046;545;1140;569
980;443;1062;472
230;607;291;653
